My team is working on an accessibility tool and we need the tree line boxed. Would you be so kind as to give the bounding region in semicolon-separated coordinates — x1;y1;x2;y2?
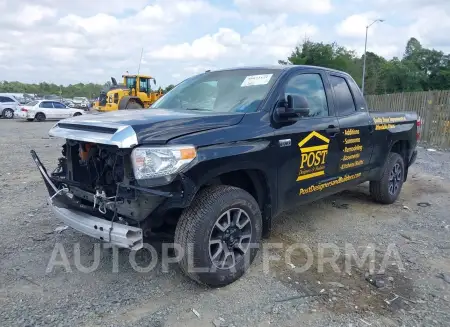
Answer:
279;37;450;95
0;80;176;99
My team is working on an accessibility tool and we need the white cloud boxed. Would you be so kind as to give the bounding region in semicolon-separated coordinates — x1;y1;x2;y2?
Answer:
244;15;318;58
234;0;332;14
0;0;237;85
149;28;241;60
59;13;119;35
336;12;382;38
20;5;57;25
336;0;450;59
0;0;449;88
149;15;318;63
407;7;450;47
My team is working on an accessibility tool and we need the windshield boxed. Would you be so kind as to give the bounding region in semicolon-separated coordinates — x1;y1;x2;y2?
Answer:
26;101;38;106
73;97;86;101
151;69;281;113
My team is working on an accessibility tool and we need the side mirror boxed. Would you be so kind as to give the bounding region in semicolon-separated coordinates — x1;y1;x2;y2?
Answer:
275;95;310;118
153;79;156;85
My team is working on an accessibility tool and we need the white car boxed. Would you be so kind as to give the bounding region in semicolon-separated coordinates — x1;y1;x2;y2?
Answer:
17;100;85;122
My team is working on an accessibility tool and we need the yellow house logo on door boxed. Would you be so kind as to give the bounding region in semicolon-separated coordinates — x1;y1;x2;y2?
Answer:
297;131;330;181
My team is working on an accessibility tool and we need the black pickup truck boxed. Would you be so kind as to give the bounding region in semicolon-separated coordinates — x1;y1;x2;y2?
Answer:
31;65;418;287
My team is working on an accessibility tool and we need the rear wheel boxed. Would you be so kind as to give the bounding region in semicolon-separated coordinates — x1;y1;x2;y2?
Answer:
174;185;262;287
35;113;46;122
2;108;14;119
370;152;405;204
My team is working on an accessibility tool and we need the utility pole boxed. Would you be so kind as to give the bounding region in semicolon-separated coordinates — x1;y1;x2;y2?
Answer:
137;48;144;75
362;19;384;95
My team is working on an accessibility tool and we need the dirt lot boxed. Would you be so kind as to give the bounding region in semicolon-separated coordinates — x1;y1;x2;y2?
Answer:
0;119;450;327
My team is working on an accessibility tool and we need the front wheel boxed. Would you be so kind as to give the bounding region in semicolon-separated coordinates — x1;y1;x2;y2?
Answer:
370;152;405;204
174;185;262;287
73;112;82;117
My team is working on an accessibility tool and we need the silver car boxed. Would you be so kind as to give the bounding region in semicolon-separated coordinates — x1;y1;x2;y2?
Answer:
0;95;20;119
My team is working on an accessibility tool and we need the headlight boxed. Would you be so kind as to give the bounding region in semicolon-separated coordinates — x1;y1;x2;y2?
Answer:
131;145;197;182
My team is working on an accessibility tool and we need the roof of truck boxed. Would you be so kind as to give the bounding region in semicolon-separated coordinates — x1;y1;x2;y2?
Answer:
210;65;350;75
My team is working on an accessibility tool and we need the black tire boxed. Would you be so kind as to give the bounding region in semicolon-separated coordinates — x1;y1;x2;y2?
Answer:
27;118;34;122
125;102;143;109
35;112;46;122
370;152;405;204
2;108;14;119
174;185;262;287
73;112;82;117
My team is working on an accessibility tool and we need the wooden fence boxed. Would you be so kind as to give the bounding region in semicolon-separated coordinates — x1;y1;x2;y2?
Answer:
366;91;450;149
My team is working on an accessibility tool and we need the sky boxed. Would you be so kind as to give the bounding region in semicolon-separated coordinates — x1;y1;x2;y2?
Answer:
1;0;449;88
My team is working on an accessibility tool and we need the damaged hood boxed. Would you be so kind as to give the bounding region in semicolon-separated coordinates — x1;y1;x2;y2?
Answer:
48;109;245;148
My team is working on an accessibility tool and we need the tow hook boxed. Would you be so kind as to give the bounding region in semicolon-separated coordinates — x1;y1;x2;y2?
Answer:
93;189;114;214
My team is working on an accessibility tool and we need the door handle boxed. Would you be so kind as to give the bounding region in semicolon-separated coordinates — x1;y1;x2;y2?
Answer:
325;125;340;137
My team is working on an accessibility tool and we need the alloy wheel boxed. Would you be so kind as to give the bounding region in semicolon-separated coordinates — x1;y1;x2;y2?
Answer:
209;208;253;269
388;162;402;195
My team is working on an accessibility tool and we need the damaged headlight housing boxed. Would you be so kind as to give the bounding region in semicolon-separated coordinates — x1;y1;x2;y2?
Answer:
131;145;197;184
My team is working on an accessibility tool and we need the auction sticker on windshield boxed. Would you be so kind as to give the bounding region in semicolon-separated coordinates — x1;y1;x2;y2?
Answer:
241;74;273;87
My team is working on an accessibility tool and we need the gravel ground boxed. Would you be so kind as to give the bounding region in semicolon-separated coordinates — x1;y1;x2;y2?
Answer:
0;119;449;327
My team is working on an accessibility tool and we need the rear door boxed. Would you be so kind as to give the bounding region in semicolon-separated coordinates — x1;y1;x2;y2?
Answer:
328;73;374;180
52;101;71;118
272;69;343;208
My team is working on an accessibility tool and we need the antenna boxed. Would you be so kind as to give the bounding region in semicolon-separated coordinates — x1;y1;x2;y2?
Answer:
137;47;144;75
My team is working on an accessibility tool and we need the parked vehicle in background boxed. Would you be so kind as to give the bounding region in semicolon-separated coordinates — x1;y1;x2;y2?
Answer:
0;94;21;119
72;97;90;110
17;100;85;122
97;74;163;111
63;99;76;108
43;94;62;100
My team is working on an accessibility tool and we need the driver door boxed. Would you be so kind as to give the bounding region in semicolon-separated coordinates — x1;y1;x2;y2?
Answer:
39;101;55;118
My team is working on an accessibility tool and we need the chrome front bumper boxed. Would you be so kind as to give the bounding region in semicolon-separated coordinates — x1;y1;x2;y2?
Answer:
48;197;143;250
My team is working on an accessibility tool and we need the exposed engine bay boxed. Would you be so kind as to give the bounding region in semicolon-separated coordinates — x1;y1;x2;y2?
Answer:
49;140;164;223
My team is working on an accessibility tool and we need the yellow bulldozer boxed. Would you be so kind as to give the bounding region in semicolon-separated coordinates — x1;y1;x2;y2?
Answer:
97;74;164;112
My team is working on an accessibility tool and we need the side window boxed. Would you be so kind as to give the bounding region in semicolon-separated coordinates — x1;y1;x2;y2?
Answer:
284;73;329;117
329;75;356;116
40;101;53;108
139;79;149;93
53;102;66;109
0;96;14;103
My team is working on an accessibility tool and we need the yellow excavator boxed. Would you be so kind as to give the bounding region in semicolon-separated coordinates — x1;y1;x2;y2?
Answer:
97;74;164;112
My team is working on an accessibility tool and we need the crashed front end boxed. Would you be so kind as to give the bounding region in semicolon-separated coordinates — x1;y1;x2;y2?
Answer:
31;120;197;250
